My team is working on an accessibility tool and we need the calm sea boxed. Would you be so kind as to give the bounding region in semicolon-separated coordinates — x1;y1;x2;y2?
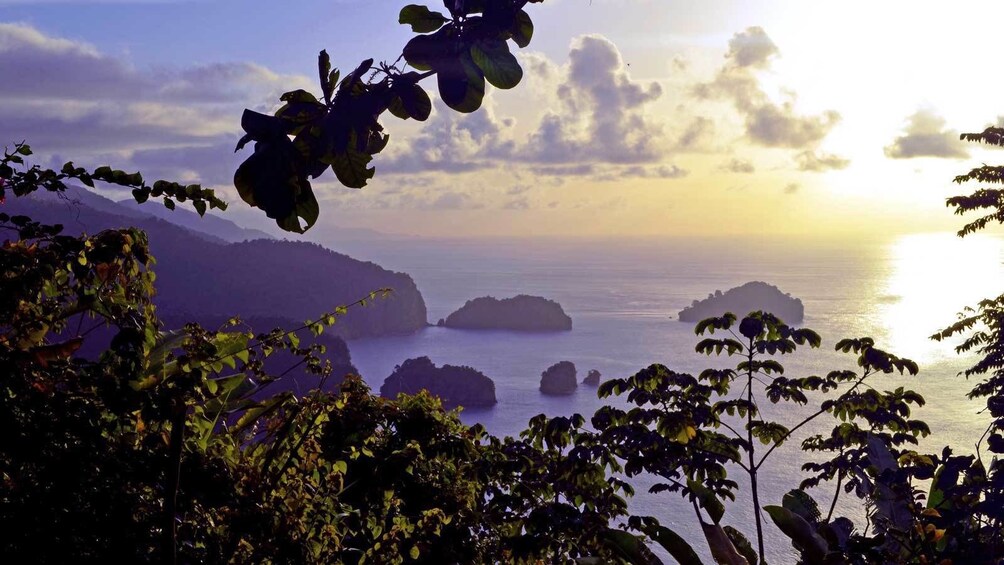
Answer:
329;232;1004;564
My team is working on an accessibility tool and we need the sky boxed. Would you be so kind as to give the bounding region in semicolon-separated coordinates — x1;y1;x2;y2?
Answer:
2;0;1003;240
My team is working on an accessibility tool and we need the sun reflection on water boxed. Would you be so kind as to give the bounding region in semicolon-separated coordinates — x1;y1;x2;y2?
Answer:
879;232;1004;363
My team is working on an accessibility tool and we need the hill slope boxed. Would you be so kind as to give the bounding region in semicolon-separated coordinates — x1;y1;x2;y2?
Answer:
8;188;429;340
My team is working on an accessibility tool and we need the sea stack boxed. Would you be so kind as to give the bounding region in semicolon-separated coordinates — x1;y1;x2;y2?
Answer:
583;369;601;386
540;361;577;395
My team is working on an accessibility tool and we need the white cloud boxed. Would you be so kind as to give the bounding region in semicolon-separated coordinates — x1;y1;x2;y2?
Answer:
695;26;843;152
884;108;968;159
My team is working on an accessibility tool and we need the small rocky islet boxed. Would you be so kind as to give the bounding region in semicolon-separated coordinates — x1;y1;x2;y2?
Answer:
540;361;578;395
379;356;497;408
678;281;804;324
438;295;572;331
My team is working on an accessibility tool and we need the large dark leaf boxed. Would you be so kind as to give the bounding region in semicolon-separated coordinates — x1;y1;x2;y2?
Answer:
470;39;522;89
234;137;318;233
642;523;704;565
602;528;664;565
403;28;453;71
701;523;749;565
436;50;486;113
329;146;375;189
399;4;449;33
764;505;828;562
511;9;534;47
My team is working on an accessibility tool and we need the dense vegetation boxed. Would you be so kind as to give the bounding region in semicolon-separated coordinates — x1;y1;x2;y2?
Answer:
2;1;1004;563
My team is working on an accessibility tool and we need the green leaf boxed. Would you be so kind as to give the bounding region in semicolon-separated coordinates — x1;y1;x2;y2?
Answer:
400;84;432;121
399;4;449;33
470;39;523;89
602;528;664;565
764;505;828;562
402;28;451;71
643;523;703;565
724;526;757;565
437;51;486;113
782;489;822;525
701;523;749;565
193;199;207;217
319;50;334;104
687;480;725;524
511;10;534;48
329;147;375;189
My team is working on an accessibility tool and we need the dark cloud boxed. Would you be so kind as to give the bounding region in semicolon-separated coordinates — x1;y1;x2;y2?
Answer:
0;23;299;105
795;150;849;172
676;116;714;150
695;26;841;150
884;109;968;159
783;182;800;194
0;23;308;189
720;158;755;173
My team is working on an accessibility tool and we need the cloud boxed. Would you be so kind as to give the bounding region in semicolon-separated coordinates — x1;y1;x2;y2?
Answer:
783;182;800;194
884;109;968;159
520;35;665;164
726;26;779;68
598;164;688;181
377;100;516;174
378;35;674;180
0;22;309;189
795;150;850;172
720;158;755;173
528;164;597;177
695;26;841;150
675;116;715;150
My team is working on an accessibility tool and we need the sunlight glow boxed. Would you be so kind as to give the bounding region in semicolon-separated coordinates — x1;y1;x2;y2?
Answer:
879;233;1004;363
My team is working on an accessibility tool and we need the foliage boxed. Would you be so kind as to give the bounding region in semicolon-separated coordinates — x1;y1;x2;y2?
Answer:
0;141;225;217
0;144;658;564
595;311;929;564
234;0;546;232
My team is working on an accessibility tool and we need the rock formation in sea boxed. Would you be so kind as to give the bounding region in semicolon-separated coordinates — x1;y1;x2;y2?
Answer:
540;361;577;395
678;281;804;323
10;186;429;339
380;357;497;408
583;369;601;386
437;295;572;331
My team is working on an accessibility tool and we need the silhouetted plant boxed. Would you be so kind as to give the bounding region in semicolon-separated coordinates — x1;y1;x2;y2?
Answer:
594;311;927;564
234;0;546;232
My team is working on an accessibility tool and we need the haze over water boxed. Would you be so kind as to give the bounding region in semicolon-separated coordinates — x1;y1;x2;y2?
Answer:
336;231;1004;563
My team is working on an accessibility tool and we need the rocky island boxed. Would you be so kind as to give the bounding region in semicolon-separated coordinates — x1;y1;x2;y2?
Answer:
678;281;804;323
438;295;572;331
540;361;577;395
380;357;497;408
583;369;601;386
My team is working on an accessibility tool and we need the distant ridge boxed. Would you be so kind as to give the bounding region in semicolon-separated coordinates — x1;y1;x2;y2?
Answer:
678;281;804;323
117;197;273;242
8;187;429;340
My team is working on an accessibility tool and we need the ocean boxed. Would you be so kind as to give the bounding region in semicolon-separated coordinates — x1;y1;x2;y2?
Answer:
330;231;1004;564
